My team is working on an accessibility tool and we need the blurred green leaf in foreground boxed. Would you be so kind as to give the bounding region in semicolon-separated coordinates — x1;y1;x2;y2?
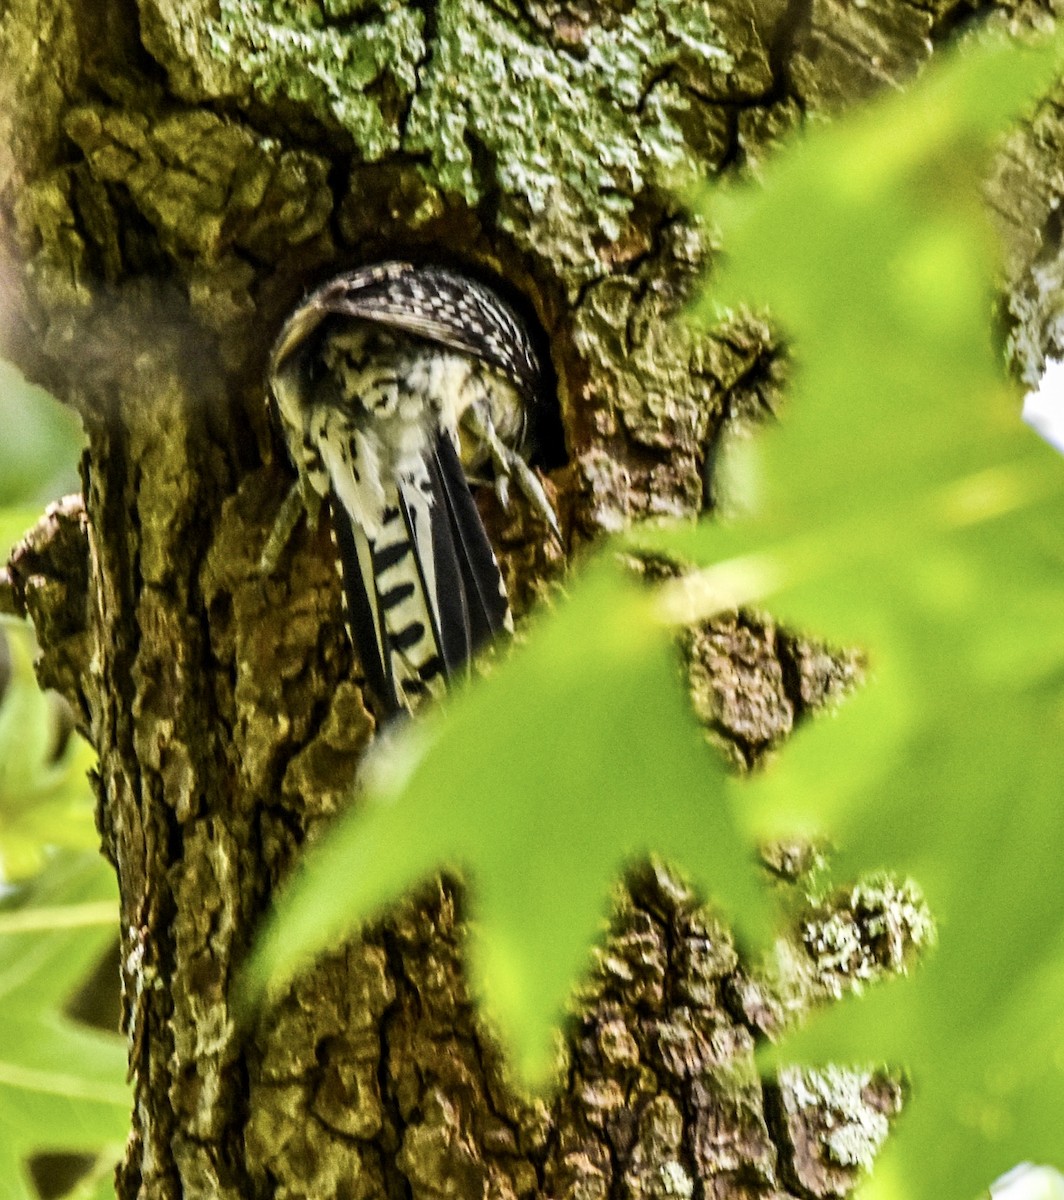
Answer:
648;29;1064;1200
248;29;1064;1200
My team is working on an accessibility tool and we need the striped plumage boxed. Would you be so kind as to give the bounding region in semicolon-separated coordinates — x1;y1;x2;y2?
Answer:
267;263;556;717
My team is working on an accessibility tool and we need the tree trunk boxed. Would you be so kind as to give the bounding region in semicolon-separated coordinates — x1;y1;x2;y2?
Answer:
0;0;1059;1197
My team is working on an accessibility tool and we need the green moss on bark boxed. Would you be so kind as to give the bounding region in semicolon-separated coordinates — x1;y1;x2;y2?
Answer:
406;0;730;258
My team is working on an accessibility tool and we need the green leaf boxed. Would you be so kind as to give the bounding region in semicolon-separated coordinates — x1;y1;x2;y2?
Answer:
680;32;1063;548
0;852;126;1200
635;28;1064;1200
0;362;83;508
247;557;768;1087
0;621;99;881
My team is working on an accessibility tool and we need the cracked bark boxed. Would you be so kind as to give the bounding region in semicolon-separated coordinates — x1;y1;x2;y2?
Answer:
0;0;1060;1196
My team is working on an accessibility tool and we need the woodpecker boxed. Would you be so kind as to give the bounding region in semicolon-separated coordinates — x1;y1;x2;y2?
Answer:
265;262;559;717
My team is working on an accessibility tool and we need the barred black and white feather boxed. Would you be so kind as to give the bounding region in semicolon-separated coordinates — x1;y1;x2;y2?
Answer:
267;262;555;717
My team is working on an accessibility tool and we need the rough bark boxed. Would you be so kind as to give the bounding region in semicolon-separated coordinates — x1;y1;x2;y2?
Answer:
0;0;1058;1197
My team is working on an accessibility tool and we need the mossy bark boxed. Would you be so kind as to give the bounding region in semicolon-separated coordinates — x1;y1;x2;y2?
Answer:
0;0;1059;1197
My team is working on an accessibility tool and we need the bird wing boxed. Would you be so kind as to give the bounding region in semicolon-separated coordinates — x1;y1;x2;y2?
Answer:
326;436;512;717
329;480;450;718
427;432;513;650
